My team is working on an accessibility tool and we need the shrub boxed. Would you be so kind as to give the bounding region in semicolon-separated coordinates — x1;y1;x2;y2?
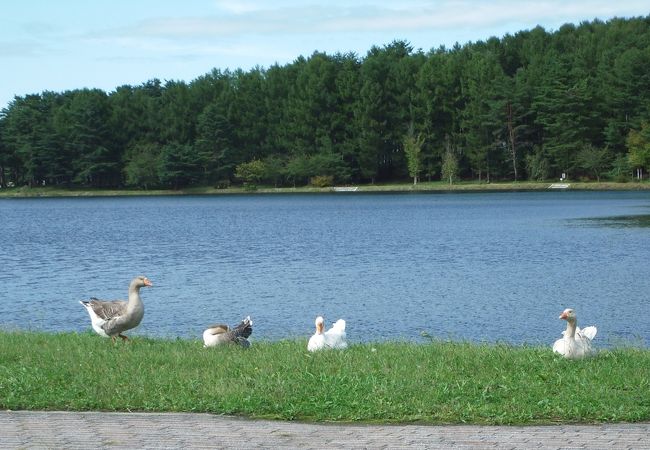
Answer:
235;160;266;185
215;179;231;189
310;175;334;187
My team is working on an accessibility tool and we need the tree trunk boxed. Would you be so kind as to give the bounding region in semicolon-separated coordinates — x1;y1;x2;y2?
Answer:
506;102;518;181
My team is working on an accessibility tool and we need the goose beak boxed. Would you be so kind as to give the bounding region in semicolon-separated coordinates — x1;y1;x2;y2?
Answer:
144;278;153;287
559;311;568;320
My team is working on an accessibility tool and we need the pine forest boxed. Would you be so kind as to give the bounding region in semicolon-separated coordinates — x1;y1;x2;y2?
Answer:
1;16;650;189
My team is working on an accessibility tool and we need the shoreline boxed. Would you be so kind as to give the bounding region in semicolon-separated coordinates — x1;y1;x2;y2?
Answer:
1;180;650;198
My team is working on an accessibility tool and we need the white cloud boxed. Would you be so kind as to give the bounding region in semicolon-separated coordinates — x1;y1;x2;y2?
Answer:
93;0;649;44
0;40;46;57
213;0;263;14
2;0;648;109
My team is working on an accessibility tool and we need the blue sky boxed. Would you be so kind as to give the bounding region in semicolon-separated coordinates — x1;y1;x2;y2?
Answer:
1;1;648;110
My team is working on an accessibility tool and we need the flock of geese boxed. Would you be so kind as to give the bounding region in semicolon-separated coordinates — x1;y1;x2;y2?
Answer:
80;276;597;359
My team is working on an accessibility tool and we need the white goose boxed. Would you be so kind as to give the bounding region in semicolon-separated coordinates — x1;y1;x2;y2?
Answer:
203;316;253;348
80;276;153;342
307;316;347;352
552;308;597;359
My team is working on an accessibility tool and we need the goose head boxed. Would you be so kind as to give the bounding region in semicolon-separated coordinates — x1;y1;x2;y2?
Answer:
314;316;324;335
132;276;153;289
559;308;576;323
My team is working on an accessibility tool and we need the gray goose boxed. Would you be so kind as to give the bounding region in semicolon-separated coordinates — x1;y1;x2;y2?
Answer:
80;276;153;342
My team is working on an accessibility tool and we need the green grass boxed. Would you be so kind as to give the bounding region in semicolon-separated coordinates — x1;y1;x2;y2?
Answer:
1;180;650;198
1;331;649;424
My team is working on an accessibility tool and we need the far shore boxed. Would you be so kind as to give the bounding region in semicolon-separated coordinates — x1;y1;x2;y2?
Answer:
1;180;650;198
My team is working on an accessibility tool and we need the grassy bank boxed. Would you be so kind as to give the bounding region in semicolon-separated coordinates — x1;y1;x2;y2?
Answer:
1;332;648;424
1;180;649;198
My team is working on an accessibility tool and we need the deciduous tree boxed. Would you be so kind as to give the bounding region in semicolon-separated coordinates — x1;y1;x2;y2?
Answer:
403;124;425;185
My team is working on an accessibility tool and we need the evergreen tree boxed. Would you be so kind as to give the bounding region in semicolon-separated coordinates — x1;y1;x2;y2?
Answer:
55;89;119;187
158;143;201;189
124;142;161;189
195;102;235;183
2;93;65;186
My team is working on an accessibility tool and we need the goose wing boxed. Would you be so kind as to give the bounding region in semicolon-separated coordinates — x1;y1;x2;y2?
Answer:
204;324;230;335
577;326;597;341
84;298;127;321
203;317;252;347
552;337;567;355
324;319;347;349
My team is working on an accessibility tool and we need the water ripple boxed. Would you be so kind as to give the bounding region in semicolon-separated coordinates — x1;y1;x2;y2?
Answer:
1;192;649;347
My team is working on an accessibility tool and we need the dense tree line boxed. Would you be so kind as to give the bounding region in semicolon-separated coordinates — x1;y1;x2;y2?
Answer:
2;16;650;189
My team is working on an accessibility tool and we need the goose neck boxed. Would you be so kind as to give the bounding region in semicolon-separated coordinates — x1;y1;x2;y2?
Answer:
565;320;577;338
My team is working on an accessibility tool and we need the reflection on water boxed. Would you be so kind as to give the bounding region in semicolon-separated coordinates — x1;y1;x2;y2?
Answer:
571;214;650;228
1;191;649;348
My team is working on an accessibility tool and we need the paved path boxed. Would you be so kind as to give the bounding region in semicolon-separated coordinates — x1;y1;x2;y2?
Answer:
1;411;649;449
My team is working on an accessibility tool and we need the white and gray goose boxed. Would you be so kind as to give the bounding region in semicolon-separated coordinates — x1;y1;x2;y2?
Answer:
203;316;253;348
80;275;153;342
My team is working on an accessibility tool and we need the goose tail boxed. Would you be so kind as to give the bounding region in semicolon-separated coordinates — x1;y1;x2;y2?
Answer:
331;319;346;332
233;316;253;339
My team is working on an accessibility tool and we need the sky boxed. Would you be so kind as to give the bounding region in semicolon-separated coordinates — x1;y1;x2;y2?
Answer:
1;0;648;110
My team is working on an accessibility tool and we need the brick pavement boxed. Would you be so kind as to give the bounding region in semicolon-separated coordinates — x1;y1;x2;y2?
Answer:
1;411;649;449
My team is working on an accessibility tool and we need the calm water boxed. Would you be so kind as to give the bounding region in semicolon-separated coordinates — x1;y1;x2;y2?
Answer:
1;191;649;347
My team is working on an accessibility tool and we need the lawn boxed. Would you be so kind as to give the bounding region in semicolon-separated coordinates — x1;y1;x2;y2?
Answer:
1;331;648;424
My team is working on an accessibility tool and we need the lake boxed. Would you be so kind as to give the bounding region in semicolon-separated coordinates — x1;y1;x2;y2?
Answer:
1;191;648;347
